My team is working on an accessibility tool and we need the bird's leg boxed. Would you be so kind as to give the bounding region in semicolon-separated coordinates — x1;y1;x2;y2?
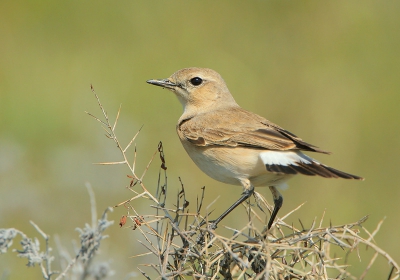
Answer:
197;184;254;245
267;186;283;229
211;188;254;229
200;181;254;230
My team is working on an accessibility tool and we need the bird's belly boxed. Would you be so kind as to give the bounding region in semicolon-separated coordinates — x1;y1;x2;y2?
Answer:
181;143;290;187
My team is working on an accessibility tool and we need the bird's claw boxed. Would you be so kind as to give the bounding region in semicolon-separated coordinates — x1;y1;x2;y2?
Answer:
196;220;217;245
207;220;218;230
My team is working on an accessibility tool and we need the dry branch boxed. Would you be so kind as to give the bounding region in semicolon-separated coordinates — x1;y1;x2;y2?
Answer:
87;88;399;280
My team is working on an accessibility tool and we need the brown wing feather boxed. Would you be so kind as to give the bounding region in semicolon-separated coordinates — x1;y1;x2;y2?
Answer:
177;107;329;154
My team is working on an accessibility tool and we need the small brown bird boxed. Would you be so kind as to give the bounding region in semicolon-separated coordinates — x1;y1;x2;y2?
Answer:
147;67;363;230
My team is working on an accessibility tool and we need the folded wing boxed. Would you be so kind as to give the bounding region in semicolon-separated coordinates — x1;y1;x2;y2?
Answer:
178;107;329;154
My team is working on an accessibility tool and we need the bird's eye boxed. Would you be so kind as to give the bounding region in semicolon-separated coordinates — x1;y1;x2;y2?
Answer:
190;77;203;86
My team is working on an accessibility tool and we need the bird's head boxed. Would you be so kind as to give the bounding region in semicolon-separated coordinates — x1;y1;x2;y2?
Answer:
147;67;238;115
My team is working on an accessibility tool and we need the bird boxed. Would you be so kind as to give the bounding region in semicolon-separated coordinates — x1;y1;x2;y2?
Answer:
147;67;363;230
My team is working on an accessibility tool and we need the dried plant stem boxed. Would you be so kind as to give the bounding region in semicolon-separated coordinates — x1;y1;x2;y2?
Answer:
85;89;400;280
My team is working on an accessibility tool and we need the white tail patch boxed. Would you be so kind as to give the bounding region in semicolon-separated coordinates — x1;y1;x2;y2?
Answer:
260;151;316;166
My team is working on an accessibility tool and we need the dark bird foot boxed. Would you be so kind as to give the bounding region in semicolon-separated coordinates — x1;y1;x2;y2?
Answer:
196;220;217;245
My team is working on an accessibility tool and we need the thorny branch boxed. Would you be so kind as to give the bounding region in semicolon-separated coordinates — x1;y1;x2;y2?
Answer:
86;88;399;279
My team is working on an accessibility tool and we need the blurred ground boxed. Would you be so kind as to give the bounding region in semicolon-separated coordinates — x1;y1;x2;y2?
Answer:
0;1;399;279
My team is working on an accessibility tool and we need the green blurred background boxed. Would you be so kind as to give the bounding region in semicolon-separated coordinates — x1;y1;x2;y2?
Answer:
1;1;399;279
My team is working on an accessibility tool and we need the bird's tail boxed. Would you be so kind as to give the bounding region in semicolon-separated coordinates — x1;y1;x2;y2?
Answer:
262;151;364;180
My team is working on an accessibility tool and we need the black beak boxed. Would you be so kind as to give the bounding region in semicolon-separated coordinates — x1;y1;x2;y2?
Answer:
146;78;177;89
